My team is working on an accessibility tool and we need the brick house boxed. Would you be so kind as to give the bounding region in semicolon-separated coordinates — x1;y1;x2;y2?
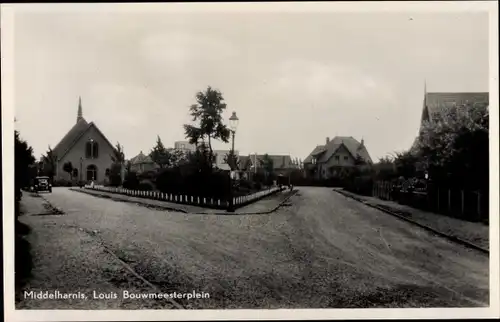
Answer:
303;136;373;180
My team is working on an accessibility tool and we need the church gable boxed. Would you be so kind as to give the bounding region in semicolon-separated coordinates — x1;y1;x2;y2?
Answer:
53;98;118;184
60;123;115;163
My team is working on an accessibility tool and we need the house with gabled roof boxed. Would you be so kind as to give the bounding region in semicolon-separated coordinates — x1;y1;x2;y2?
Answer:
303;136;373;180
128;151;158;174
239;154;298;175
411;89;489;151
51;97;117;184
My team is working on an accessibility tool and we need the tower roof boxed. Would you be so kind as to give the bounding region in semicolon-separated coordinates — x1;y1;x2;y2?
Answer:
77;96;84;123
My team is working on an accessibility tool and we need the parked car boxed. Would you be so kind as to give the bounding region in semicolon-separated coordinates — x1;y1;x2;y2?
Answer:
33;176;52;193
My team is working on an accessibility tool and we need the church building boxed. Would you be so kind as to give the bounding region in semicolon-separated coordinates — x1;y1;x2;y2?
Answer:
51;98;117;184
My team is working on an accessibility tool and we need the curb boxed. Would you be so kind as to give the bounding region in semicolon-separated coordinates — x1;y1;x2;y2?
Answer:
333;189;489;255
70;188;298;215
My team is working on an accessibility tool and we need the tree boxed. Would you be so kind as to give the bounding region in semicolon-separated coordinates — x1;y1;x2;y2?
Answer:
224;150;240;171
149;136;175;168
414;103;488;188
41;146;57;180
259;154;274;184
373;156;397;181
15;130;36;195
63;161;73;181
110;142;125;185
183;86;231;171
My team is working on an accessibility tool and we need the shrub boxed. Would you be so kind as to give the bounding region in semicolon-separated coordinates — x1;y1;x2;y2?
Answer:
137;182;154;191
155;168;231;199
123;171;140;190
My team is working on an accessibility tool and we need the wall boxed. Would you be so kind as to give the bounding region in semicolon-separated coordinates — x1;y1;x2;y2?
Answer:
56;125;115;184
174;141;196;152
213;150;239;171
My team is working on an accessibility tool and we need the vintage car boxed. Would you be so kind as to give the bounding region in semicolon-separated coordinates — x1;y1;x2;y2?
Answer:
33;176;52;193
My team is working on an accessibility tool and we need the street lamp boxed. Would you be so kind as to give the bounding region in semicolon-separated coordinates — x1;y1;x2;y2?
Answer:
229;111;239;153
228;111;239;212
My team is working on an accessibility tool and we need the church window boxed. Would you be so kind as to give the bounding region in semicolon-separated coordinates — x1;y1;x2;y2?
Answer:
86;139;99;159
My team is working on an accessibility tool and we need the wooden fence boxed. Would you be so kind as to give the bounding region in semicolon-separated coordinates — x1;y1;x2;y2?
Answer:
84;184;284;210
372;181;488;223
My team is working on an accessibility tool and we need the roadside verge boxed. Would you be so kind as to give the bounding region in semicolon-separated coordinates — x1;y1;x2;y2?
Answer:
333;188;489;254
69;188;298;215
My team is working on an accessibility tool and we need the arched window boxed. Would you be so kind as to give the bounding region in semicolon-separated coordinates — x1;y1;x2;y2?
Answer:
86;165;97;181
85;139;99;159
105;168;110;177
72;168;79;178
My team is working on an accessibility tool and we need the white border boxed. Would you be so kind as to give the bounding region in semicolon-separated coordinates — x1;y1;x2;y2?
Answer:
2;2;499;321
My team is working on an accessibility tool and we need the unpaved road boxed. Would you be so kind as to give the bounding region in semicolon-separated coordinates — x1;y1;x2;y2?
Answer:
17;187;489;309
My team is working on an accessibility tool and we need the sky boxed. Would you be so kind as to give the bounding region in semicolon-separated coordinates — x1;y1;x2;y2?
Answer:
11;4;489;162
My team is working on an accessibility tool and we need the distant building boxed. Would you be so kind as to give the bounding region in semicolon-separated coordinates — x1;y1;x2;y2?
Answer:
303;136;373;180
128;151;157;174
174;141;196;152
50;97;116;184
240;154;297;175
213;150;239;171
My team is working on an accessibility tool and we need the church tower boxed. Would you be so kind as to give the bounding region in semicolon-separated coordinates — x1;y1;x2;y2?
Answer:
77;96;83;123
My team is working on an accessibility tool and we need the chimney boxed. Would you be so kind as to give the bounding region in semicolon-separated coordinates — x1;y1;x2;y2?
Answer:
326;137;330;144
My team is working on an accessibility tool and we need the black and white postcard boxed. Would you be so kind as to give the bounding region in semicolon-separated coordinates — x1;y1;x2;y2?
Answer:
2;1;499;321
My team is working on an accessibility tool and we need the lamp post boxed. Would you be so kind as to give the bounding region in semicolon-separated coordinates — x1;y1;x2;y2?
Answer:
228;111;239;212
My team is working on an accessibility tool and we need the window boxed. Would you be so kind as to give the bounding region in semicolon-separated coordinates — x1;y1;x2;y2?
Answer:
86;164;97;181
85;140;99;159
105;168;110;177
344;156;348;161
335;156;340;161
72;169;78;178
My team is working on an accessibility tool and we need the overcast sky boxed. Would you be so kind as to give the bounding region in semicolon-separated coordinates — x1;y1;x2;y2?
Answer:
12;4;489;162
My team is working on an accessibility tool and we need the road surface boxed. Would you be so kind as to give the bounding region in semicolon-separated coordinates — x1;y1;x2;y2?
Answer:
18;187;489;309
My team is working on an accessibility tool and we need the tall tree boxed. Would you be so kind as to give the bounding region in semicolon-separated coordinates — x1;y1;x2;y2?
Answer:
183;86;231;170
15;130;36;195
260;154;274;182
149;136;175;169
110;142;125;186
415;103;488;188
41;146;57;180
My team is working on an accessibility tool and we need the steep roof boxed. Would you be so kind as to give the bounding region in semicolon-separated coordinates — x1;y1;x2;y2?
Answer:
305;136;373;164
424;92;489;123
52;119;117;162
303;145;326;163
248;154;293;169
52;118;89;160
129;151;154;165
